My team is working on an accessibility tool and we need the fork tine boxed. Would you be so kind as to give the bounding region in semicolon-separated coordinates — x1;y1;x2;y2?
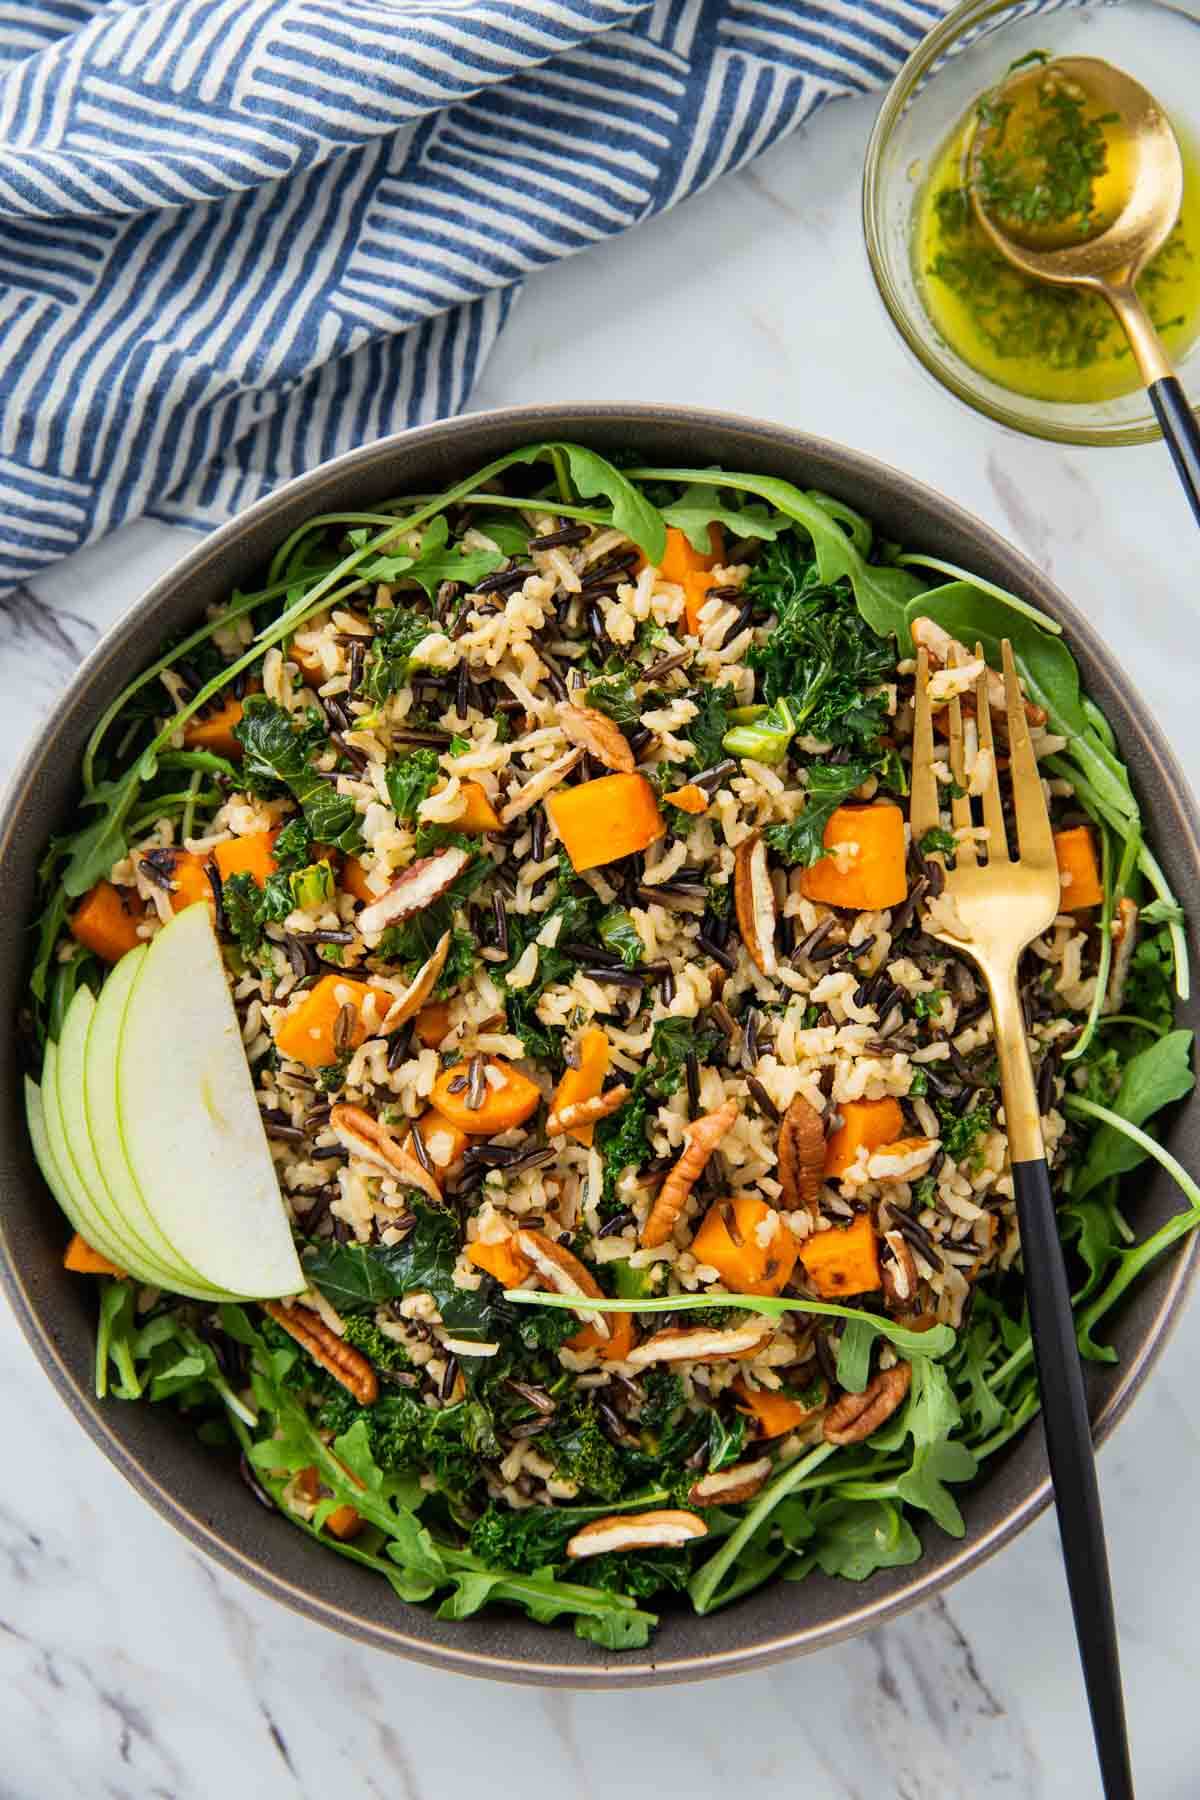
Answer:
945;647;977;868
910;646;941;842
974;641;1009;865
1002;639;1054;865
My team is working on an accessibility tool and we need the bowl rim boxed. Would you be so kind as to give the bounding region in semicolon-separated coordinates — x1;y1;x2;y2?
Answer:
861;0;1188;447
2;400;1198;1685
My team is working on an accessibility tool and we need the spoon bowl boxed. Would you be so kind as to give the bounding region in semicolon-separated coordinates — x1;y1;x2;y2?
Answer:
969;56;1183;294
967;53;1200;522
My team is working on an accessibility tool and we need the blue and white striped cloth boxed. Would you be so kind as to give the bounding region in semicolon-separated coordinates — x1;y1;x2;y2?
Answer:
0;0;944;596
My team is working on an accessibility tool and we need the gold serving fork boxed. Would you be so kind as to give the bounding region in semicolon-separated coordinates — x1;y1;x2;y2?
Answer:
912;640;1135;1800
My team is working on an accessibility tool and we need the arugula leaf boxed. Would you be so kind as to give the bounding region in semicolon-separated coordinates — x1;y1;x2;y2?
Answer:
1072;1030;1195;1200
659;481;785;552
887;1357;977;1537
625;465;926;640
919;826;956;857
555;445;666;564
765;758;878;868
234;697;361;850
385;748;440;822
1060;1191;1127;1309
797;1498;923;1582
354;515;504;596
466;514;531;556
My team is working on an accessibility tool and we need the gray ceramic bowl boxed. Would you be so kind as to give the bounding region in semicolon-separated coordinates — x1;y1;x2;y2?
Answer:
1;405;1197;1686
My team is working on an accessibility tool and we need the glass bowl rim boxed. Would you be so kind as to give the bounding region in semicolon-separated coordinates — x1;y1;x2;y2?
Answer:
861;0;1190;447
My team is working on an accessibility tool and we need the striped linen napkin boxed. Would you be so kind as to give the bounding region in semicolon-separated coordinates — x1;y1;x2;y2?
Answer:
0;0;942;597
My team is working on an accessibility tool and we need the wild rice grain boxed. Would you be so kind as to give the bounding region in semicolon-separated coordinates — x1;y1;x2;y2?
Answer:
466;1053;487;1111
333;1002;357;1054
528;524;590;551
685;1052;701;1117
475;564;534;596
695;933;735;972
409;1121;435;1175
205;863;228;939
747;1076;781;1122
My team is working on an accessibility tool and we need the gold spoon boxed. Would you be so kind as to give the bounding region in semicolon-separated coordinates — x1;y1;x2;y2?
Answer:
969;55;1200;525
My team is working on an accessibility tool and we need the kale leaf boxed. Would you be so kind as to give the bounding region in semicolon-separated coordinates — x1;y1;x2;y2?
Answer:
937;1097;995;1170
687;682;737;771
234;697;361;850
305;1200;515;1341
585;672;641;727
386;748;440;822
765;758;879;868
746;537;893;742
598;906;644;967
361;608;438;705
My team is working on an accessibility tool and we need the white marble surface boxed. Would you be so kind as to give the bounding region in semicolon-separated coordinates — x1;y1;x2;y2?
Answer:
3;86;1200;1800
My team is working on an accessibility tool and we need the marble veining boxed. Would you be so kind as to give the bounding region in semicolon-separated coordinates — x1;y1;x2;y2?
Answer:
2;84;1199;1800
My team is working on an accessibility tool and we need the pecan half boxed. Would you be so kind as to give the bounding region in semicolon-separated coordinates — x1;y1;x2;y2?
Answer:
734;833;778;977
515;1228;609;1340
377;932;451;1033
688;1456;773;1506
499;747;582;824
626;1319;771;1366
822;1363;911;1446
546;1083;631;1138
557;701;635;773
566;1510;708;1559
776;1094;826;1215
1105;897;1139;1015
881;1229;918;1311
641;1098;738;1249
263;1301;378;1405
357;848;468;937
330;1103;443;1205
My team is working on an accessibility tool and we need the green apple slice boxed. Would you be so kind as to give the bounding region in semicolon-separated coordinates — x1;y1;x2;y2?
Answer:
31;1047;164;1282
83;948;233;1297
56;986;198;1289
25;1072;130;1272
117;903;303;1298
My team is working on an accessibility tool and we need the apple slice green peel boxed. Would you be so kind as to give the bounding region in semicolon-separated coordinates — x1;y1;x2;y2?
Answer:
115;903;303;1299
29;904;302;1302
80;948;232;1295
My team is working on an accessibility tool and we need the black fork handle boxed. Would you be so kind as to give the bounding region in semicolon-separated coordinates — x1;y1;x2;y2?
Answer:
1012;1156;1135;1799
1149;376;1200;529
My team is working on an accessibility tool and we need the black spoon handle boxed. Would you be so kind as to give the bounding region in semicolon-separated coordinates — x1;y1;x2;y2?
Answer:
1012;1156;1135;1800
1149;376;1200;528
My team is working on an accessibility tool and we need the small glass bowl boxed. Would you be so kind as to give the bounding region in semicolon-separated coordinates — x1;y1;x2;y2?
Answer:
863;0;1200;445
